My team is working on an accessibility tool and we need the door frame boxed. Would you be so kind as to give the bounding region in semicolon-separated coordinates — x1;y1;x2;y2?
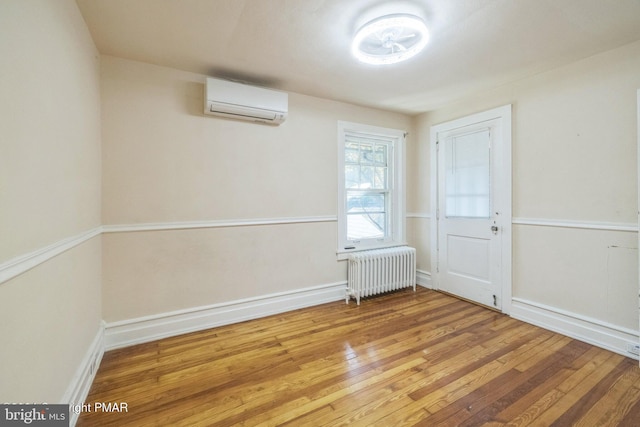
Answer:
430;104;513;314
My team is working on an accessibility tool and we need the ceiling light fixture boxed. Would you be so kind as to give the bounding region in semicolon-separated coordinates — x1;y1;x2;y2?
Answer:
351;14;429;65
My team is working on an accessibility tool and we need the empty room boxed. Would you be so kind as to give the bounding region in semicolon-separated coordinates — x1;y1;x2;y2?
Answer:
2;0;640;425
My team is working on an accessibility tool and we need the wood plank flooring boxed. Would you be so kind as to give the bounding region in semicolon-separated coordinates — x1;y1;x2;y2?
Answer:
77;288;640;426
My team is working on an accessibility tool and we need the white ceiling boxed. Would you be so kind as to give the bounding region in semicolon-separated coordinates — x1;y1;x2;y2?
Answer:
76;0;640;114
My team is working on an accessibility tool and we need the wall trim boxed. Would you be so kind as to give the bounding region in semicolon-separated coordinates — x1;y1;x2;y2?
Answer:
1;217;338;284
511;297;639;360
63;322;105;427
416;269;432;289
512;217;638;232
0;227;102;285
104;281;347;350
3;213;433;285
407;212;431;219
102;215;338;233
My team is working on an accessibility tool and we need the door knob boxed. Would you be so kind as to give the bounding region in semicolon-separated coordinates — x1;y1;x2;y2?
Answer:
491;225;499;234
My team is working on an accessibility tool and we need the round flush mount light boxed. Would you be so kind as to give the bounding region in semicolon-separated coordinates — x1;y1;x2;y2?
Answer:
351;14;429;65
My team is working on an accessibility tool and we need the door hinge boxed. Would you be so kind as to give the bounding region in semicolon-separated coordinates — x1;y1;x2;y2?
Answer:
493;294;497;307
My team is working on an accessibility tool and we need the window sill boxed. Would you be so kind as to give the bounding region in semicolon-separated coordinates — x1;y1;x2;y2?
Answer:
336;242;408;260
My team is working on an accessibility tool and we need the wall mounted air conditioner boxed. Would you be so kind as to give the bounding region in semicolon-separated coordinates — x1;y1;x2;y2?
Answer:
204;77;288;125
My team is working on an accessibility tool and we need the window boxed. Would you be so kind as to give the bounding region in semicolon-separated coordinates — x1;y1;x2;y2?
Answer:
337;121;406;255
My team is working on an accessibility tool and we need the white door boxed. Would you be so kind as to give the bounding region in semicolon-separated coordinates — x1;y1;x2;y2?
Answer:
431;106;512;312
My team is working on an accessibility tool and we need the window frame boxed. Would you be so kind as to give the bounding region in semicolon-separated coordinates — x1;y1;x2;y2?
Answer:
337;121;406;258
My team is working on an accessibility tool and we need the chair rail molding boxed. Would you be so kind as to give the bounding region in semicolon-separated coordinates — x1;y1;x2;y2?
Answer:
512;217;637;232
0;227;102;285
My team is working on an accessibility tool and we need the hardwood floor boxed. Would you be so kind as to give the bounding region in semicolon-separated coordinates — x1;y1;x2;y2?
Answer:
78;288;640;426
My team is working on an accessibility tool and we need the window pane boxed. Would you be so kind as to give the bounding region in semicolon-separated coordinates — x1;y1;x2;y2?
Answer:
347;193;385;213
347;192;386;241
360;143;374;164
345;143;359;163
374;144;387;165
373;167;387;189
360;166;374;188
344;139;389;190
345;165;360;189
445;129;490;218
347;213;385;240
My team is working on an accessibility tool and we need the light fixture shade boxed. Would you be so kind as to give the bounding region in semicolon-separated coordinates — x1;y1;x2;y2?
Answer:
351;14;429;65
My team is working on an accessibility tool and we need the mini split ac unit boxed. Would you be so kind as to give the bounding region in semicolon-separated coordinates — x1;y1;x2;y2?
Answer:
204;77;288;125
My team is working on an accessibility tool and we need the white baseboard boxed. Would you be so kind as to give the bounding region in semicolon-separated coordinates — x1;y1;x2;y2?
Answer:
62;322;105;427
511;298;639;360
104;281;347;351
416;269;432;289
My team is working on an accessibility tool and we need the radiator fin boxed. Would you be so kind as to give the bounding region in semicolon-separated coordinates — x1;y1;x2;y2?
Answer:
346;246;416;305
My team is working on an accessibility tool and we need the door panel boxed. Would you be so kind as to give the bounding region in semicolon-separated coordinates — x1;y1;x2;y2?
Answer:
447;235;490;281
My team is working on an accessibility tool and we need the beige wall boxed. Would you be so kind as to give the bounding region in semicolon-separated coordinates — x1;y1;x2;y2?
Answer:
413;40;640;330
406;114;432;273
0;0;102;402
100;56;413;322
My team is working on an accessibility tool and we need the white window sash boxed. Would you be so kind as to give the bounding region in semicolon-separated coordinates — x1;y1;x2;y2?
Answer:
337;121;406;256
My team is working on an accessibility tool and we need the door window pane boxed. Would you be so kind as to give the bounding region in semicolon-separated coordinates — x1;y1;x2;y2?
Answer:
445;129;491;218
